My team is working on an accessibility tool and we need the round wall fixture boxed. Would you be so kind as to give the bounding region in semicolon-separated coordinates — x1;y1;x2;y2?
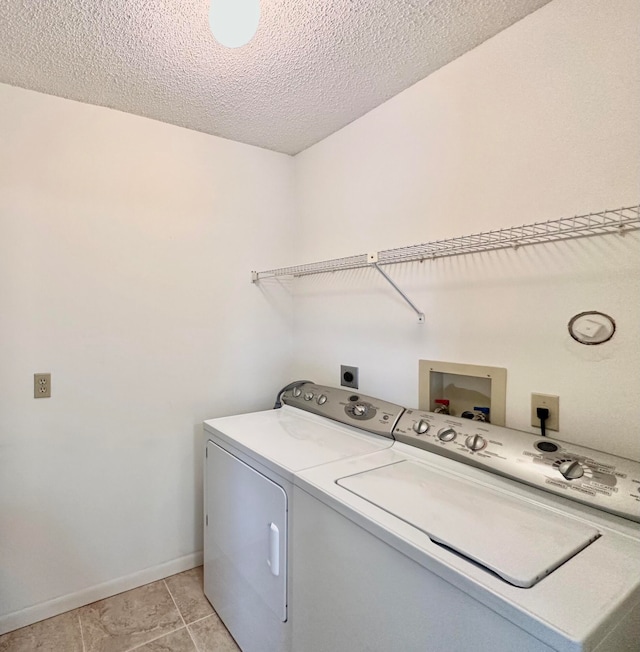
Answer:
568;311;616;345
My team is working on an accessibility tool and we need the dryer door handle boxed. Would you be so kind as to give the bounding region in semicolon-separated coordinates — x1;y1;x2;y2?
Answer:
267;522;280;576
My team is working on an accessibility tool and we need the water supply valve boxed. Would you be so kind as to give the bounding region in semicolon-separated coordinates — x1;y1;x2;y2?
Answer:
461;407;490;423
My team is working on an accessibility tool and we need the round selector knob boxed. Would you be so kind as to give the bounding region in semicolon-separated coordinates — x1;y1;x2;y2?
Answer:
304;392;314;401
437;427;457;442
292;387;302;398
317;394;327;406
352;404;368;417
413;419;429;435
465;434;487;451
558;460;585;480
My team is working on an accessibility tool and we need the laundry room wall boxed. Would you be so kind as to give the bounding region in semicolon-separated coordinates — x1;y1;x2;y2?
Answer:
289;0;640;460
0;84;295;632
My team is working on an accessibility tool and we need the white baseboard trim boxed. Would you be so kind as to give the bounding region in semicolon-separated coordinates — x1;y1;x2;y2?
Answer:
0;550;204;636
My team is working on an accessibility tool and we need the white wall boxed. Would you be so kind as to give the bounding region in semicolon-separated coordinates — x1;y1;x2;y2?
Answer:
0;84;295;632
291;0;640;460
1;0;639;635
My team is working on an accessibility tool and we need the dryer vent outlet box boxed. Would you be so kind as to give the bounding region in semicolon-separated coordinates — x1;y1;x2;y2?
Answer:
418;360;507;426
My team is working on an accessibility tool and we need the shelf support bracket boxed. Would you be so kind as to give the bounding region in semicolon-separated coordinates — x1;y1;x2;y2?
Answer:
372;261;425;324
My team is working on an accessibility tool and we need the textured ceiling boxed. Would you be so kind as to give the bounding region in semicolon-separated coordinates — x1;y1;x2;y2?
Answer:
0;1;551;155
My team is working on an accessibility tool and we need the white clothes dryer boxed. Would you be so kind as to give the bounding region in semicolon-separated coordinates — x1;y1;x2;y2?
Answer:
202;383;404;652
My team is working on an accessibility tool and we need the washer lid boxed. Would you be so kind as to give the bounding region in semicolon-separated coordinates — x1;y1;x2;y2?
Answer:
337;460;601;588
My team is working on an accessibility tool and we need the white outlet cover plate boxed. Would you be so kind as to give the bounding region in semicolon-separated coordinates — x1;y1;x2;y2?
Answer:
531;393;559;431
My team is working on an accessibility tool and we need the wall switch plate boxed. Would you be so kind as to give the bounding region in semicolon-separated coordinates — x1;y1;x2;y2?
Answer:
340;365;359;389
34;373;51;398
531;393;559;431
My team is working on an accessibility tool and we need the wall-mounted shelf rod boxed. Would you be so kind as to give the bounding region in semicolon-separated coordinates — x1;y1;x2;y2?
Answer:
252;204;639;282
251;204;639;322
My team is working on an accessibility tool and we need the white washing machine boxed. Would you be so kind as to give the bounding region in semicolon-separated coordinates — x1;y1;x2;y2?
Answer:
202;383;405;652
293;408;640;651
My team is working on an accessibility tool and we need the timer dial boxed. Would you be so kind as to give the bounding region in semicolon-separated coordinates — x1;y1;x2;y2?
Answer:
558;460;585;480
465;434;487;451
353;404;368;417
437;427;457;442
413;419;429;435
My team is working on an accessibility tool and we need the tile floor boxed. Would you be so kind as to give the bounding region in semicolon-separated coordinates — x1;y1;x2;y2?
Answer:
0;567;240;652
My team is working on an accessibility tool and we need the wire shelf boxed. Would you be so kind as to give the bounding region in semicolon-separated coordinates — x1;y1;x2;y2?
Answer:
252;253;369;280
253;205;639;281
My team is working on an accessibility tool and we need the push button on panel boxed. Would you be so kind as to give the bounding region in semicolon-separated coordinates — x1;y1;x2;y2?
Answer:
535;441;559;453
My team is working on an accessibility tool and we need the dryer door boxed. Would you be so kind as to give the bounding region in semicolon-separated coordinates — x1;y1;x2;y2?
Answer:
205;441;287;625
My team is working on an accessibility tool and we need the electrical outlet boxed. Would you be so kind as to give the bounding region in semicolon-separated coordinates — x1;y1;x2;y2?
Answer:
531;393;559;431
340;365;359;389
34;373;51;398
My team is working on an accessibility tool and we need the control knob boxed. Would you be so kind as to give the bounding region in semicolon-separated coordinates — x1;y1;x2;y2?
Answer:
317;394;327;405
465;434;487;451
437;427;457;442
413;419;429;435
304;392;314;401
353;404;368;417
292;387;302;398
558;460;585;480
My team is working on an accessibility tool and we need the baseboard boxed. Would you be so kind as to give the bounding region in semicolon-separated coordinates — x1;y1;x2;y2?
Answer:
0;550;204;636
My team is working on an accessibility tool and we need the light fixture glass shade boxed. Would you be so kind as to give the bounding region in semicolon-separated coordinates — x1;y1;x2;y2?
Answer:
209;0;260;48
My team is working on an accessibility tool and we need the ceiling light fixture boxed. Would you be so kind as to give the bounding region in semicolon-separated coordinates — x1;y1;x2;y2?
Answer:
209;0;261;48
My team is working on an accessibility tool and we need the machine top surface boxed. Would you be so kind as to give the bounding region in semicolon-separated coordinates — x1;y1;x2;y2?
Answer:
280;383;640;523
203;405;394;480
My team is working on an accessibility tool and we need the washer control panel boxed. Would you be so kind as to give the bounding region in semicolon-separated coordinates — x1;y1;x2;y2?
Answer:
281;383;404;439
394;409;640;523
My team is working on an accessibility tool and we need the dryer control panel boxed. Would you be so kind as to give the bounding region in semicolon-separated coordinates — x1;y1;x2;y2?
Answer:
281;383;404;439
394;409;640;523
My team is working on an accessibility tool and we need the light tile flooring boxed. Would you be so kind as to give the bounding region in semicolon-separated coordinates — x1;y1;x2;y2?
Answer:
0;567;240;652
